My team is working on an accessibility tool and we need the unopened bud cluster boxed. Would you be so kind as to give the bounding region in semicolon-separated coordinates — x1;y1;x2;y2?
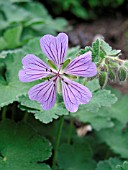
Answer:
98;57;128;88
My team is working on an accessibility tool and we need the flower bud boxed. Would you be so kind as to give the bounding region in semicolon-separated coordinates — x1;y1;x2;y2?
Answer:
99;71;108;88
109;62;119;69
108;68;115;81
118;67;127;81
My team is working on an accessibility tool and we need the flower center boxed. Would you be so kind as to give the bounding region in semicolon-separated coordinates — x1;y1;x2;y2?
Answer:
52;68;61;82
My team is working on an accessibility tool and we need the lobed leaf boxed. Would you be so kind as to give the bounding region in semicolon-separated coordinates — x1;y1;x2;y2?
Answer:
0;120;52;170
96;120;128;159
19;95;68;124
96;158;122;170
57;140;96;170
116;161;128;170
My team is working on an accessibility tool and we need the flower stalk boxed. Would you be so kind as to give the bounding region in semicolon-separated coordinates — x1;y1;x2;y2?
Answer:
52;115;64;169
67;117;74;144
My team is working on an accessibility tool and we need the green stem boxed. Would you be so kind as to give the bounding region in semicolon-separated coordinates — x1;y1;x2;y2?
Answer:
106;56;124;63
2;107;7;120
23;112;29;122
52;115;64;169
67;117;74;144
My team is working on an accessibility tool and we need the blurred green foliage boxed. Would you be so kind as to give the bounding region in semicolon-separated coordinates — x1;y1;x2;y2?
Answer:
0;0;68;51
45;0;125;19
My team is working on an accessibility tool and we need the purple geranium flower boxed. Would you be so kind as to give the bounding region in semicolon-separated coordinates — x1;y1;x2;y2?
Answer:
19;33;97;112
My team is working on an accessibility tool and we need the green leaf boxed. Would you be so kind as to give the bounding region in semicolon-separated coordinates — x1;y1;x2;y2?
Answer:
109;95;128;125
0;120;52;170
2;4;29;22
107;50;121;56
71;84;117;130
86;79;100;92
0;46;37;107
0;37;8;51
97;120;128;158
100;40;112;55
3;25;23;49
116;161;128;170
72;107;114;131
99;90;128;126
22;2;50;20
19;95;68;124
96;158;122;170
79;46;92;55
100;40;121;56
92;39;100;62
67;46;80;59
58;140;96;170
82;89;117;113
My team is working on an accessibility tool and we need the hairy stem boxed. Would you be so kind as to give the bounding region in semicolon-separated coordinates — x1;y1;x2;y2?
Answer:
106;56;124;63
52;115;64;169
67;117;74;144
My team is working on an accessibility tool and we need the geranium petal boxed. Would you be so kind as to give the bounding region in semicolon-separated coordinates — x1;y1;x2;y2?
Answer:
28;79;56;110
64;51;97;77
19;54;51;82
61;78;92;112
40;33;68;67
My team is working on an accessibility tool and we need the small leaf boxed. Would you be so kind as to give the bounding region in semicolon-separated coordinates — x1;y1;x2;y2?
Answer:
108;49;121;56
79;46;92;55
101;40;121;56
92;39;100;62
100;40;112;55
